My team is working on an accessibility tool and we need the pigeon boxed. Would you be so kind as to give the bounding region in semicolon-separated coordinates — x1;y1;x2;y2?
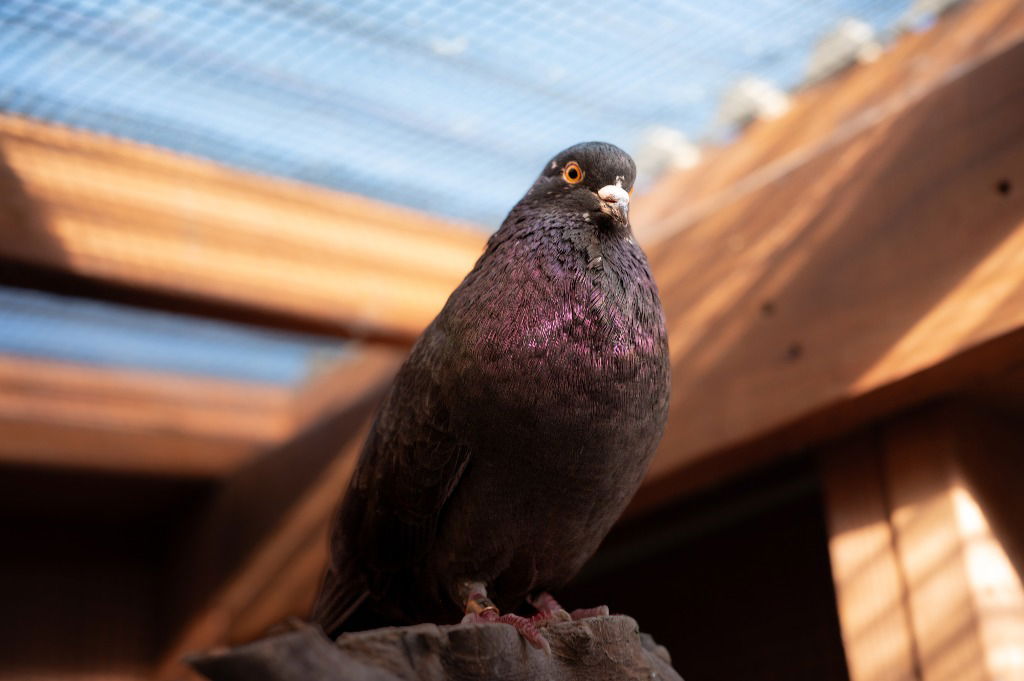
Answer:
312;141;670;650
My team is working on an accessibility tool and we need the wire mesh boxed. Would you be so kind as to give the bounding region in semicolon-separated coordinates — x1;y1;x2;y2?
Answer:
0;286;349;384
0;0;917;227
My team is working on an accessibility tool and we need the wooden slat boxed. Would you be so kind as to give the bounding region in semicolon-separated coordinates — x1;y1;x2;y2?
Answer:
225;521;329;645
636;18;1024;509
0;355;291;477
0;116;486;341
820;434;918;681
882;407;1024;681
822;404;1024;681
951;400;1024;579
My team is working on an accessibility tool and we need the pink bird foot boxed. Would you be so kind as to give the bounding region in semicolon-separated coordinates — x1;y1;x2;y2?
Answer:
462;610;551;653
461;584;551;653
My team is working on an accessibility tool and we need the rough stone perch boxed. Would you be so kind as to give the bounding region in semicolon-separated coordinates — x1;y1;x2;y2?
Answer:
190;615;683;681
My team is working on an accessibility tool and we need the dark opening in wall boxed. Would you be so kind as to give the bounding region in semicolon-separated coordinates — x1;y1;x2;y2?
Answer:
563;457;849;681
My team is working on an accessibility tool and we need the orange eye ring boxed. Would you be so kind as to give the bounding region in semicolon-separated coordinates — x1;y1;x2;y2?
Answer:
562;162;584;184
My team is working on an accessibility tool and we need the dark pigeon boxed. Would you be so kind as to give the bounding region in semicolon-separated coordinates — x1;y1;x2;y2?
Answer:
312;141;670;648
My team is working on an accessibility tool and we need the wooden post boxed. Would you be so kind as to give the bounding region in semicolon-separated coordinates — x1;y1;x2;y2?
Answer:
820;433;918;681
821;405;1024;681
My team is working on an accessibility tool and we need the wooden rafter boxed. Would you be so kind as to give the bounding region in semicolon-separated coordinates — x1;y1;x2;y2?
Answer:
0;354;291;477
0;344;402;479
633;1;1024;239
0;116;486;343
634;7;1024;510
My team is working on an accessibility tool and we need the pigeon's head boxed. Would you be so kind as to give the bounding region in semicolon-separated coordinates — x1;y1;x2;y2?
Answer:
528;141;636;227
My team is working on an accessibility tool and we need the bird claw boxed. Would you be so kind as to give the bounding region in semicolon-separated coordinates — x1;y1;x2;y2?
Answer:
461;587;604;652
462;611;551;653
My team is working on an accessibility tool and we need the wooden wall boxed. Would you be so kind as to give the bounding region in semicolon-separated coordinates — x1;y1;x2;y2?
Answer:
820;402;1024;681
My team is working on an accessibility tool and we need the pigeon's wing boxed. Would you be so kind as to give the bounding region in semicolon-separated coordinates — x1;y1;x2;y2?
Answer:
318;320;472;626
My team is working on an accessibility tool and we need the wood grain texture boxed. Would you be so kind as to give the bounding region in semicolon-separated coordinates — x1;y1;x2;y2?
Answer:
633;0;1024;237
637;26;1024;509
190;617;682;681
820;434;918;681
0;346;401;478
0;115;486;341
883;407;1024;681
822;404;1024;681
949;403;1024;583
0;354;290;476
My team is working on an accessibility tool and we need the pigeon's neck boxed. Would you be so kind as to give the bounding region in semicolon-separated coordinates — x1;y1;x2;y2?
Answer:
500;200;635;261
479;204;654;312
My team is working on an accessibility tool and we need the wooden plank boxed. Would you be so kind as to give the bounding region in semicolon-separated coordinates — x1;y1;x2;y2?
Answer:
819;434;919;681
951;401;1024;578
225;521;330;645
0;345;401;479
636;26;1024;509
0;115;486;342
882;406;1024;681
0;354;291;477
633;0;1024;236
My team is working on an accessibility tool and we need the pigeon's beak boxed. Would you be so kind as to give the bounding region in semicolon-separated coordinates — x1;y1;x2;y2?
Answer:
597;184;630;223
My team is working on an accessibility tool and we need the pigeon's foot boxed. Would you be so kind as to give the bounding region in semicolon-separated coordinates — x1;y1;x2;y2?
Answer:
460;582;551;653
461;610;551;653
529;592;610;623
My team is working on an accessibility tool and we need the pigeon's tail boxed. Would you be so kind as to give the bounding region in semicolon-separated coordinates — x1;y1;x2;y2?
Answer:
311;565;369;639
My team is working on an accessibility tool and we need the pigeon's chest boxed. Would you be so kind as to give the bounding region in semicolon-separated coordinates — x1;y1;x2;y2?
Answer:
466;269;664;420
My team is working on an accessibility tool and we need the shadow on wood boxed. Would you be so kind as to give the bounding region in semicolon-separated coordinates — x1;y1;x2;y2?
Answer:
189;616;682;681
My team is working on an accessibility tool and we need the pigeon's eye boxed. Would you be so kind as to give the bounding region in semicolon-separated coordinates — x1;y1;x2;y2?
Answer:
562;162;584;184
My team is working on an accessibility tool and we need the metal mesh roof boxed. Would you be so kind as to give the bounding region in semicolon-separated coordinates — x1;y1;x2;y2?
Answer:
0;287;348;384
1;0;917;227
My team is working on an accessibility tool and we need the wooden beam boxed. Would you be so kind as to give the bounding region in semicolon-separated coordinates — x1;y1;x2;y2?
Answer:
0;343;402;479
633;0;1024;237
820;433;918;681
635;14;1024;509
821;403;1024;681
883;406;1024;681
951;401;1024;579
0;116;485;342
156;346;403;679
225;521;329;645
0;354;291;477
